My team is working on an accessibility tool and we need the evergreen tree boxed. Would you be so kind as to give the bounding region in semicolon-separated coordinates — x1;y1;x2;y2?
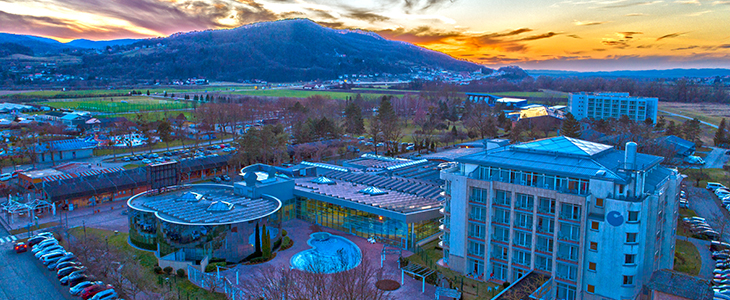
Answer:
254;222;261;256
261;224;271;259
497;111;507;128
644;117;654;127
451;126;458;139
146;90;150;96
164;91;167;97
715;118;727;146
561;113;581;138
344;102;364;134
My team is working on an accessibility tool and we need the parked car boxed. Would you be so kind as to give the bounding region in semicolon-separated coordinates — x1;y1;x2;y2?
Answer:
40;251;67;264
28;236;51;247
70;281;103;296
213;176;222;183
34;245;63;258
44;252;73;266
32;238;58;251
58;266;86;279
122;157;131;162
90;289;117;300
13;241;28;253
712;241;730;251
222;175;231;181
81;283;112;299
708;182;727;191
61;270;89;285
69;275;95;288
48;253;76;269
679;199;689;208
51;260;80;271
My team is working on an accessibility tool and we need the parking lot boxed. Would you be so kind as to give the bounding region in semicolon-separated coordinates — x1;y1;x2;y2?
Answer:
0;228;76;300
120;142;236;165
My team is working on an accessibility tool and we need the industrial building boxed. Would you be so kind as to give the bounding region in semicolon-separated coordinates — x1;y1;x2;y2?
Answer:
568;92;658;124
440;136;680;299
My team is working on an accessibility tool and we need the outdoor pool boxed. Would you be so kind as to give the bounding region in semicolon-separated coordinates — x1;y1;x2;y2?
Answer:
290;232;362;273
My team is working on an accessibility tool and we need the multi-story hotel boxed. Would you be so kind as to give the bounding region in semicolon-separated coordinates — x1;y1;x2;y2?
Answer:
568;92;658;124
440;137;681;299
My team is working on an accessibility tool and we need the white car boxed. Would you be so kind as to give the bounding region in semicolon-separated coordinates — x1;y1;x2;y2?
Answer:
0;173;12;181
708;182;727;191
69;280;103;296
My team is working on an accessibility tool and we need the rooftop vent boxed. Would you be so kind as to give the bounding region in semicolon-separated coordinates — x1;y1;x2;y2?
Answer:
595;170;606;177
177;192;202;202
311;176;336;185
359;186;388;196
207;201;233;212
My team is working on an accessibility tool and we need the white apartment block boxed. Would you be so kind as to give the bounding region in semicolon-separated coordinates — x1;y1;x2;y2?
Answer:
568;92;658;124
440;137;681;299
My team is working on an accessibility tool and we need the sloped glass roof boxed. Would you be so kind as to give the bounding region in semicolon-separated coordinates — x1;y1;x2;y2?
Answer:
311;176;336;185
207;201;234;212
513;136;612;157
358;186;388;196
177;191;202;202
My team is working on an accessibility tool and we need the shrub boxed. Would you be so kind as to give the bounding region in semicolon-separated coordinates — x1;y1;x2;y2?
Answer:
163;266;173;275
399;256;409;268
502;281;511;288
153;266;162;274
205;262;226;273
280;236;293;251
176;268;186;277
281;229;288;237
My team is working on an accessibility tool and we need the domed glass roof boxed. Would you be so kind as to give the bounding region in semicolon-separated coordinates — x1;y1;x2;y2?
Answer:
311;176;336;185
207;201;234;212
177;192;202;202
358;186;388;196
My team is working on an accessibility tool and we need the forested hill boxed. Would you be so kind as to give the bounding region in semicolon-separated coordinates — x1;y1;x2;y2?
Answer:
71;19;484;82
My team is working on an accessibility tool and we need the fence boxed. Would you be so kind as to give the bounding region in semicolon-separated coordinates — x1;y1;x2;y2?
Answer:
187;265;246;300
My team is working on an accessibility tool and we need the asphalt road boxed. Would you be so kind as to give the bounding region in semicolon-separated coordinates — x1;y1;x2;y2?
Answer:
687;186;730;242
0;228;76;300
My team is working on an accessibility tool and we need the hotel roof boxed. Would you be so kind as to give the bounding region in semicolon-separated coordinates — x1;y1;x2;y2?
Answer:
294;177;441;215
128;184;281;225
457;137;663;182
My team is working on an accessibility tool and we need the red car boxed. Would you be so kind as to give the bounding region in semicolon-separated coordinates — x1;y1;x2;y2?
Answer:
13;241;28;253
81;284;112;300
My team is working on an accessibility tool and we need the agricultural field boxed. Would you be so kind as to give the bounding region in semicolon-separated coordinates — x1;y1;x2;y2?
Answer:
0;86;246;99
39;96;190;113
658;102;730;127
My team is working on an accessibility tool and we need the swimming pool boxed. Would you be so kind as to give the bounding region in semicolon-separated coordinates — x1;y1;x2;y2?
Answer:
290;232;362;273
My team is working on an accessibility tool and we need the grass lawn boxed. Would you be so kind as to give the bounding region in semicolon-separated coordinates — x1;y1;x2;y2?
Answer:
10;221;60;235
406;240;500;300
2;87;242;99
39;96;190;113
681;168;729;189
674;239;701;275
67;227;226;300
677;208;699;238
109;110;193;122
122;163;142;170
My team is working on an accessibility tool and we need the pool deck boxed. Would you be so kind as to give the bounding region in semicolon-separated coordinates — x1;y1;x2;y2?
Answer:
222;219;441;299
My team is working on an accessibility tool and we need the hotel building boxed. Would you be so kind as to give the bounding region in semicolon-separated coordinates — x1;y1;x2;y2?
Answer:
440;137;681;299
568;92;658;124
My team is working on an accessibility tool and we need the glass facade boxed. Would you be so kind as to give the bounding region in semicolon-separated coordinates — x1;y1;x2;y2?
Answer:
474;166;590;195
295;198;439;249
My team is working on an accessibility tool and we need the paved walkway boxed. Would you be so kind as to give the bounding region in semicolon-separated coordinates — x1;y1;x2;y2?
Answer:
687;237;713;279
704;146;729;169
0;198;130;235
222;219;437;300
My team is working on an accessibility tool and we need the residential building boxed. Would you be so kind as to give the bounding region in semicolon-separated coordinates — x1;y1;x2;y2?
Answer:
440;137;681;299
35;138;97;162
568;92;658;124
641;269;713;300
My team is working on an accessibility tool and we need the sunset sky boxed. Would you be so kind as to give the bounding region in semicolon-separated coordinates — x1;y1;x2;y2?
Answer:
1;0;729;71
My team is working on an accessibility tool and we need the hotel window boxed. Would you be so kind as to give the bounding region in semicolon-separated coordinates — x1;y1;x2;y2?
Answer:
494;189;511;206
587;285;595;294
628;211;639;223
468;223;485;239
513;249;531;266
467;241;485;256
559;223;580;242
516;193;534;210
469;206;487;221
514;231;532;248
623;275;634;286
557;263;578;281
514;213;533;229
470;187;488;204
588;262;596;271
595;198;604;207
589;241;598;251
539;197;556;214
558;243;578;261
493;244;508;260
590;221;599;231
536;236;554;253
537;216;554;234
625;254;636;264
493;226;509;242
560;203;581;221
535;255;553;272
493;263;508;281
494;208;510;224
626;233;637;243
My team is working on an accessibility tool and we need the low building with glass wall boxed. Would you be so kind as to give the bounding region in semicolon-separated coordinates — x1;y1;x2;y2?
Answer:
127;182;285;267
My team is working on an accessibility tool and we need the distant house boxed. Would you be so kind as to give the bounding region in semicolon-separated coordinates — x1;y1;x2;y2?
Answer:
641;269;713;300
657;135;696;157
456;138;510;149
61;113;91;126
35;138;98;162
45;111;66;121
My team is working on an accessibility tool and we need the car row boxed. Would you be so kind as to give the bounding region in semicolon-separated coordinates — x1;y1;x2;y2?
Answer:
682;216;720;240
23;233;120;300
212;174;231;183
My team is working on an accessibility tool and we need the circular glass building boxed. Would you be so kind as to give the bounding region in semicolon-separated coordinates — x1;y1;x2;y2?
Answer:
127;184;282;264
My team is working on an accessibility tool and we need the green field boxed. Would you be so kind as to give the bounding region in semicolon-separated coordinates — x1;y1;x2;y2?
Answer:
1;86;247;99
39;96;190;113
228;89;389;100
674;239;701;275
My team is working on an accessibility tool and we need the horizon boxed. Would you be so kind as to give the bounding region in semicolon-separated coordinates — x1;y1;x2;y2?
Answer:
1;0;729;71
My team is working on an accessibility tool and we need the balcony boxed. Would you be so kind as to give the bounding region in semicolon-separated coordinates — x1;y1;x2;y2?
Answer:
536;226;554;235
492;217;510;225
556;252;578;262
559;213;580;222
536;245;553;253
537;206;555;215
